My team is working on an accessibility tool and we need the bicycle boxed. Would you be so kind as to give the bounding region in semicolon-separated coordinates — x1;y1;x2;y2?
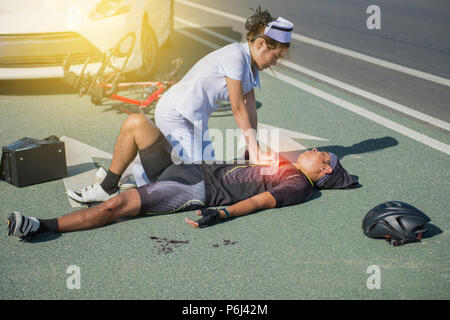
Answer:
62;32;232;115
62;33;182;114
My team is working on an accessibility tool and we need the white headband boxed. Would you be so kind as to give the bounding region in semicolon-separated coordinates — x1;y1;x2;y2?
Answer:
264;17;293;43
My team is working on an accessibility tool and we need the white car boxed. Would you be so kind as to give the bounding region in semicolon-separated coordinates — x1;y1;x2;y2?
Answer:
0;0;174;79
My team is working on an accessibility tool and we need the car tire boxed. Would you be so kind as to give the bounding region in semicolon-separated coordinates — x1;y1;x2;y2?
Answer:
134;17;158;79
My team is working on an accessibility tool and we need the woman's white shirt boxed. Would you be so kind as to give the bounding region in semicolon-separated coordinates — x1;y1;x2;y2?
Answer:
156;41;260;126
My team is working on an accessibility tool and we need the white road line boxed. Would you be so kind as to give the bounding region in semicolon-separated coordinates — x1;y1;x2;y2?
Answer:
174;22;450;155
176;16;236;43
175;0;450;87
177;27;220;49
280;60;450;132
177;0;246;23
176;16;450;132
271;71;450;155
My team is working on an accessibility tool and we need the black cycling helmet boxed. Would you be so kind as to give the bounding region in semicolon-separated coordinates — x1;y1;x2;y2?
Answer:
362;201;431;246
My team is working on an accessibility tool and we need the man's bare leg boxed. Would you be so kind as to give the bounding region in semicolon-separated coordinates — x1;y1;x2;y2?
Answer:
109;113;161;176
58;189;141;232
66;113;161;203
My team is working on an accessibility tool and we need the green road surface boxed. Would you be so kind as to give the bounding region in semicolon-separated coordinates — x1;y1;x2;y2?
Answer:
0;27;449;300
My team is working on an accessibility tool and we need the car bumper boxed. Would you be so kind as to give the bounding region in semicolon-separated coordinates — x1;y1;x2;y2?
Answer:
0;32;103;67
0;53;142;80
0;13;143;80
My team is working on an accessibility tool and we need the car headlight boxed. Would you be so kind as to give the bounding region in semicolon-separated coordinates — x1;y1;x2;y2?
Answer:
90;0;131;21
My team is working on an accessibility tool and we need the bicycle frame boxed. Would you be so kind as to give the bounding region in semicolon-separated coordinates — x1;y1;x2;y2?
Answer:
62;32;183;114
102;81;166;108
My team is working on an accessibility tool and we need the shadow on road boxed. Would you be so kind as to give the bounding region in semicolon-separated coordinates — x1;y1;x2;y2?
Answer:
279;136;399;163
0;78;77;95
319;136;399;159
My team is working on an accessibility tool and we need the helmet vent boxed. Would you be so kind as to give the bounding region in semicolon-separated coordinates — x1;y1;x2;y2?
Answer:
396;216;406;231
367;223;376;233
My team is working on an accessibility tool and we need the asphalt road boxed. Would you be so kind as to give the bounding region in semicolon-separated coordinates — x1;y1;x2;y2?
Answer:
0;0;449;302
176;0;450;123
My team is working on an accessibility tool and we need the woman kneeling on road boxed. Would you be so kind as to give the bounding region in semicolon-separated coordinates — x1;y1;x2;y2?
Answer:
155;6;293;164
63;7;296;204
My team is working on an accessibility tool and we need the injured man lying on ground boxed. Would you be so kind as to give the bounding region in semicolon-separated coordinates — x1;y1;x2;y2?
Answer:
6;126;359;241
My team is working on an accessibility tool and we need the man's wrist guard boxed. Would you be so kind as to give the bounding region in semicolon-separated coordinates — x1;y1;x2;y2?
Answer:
196;208;221;228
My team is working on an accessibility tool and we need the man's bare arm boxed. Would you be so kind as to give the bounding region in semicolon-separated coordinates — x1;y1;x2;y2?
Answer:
185;192;277;228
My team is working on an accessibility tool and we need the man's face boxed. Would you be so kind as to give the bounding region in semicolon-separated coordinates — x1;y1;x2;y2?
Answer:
296;148;331;175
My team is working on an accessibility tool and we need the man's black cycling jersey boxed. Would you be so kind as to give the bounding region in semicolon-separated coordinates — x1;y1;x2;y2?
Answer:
199;162;314;207
156;160;314;208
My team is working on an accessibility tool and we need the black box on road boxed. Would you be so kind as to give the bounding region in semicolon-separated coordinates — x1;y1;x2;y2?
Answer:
1;136;67;187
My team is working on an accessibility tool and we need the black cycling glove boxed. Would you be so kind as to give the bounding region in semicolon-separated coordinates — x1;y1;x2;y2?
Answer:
196;208;221;228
